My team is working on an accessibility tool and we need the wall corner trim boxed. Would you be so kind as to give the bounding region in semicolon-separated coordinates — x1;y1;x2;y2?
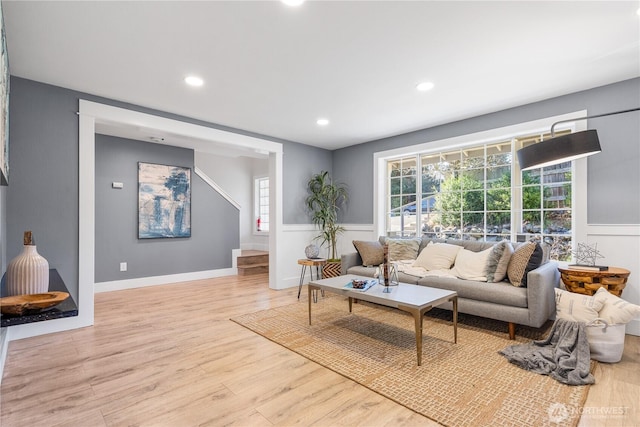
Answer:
194;166;241;210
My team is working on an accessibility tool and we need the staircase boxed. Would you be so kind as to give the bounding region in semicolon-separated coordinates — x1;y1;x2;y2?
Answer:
237;250;269;276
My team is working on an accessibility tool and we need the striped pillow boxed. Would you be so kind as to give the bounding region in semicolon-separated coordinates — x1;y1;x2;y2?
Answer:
507;242;542;287
387;238;421;261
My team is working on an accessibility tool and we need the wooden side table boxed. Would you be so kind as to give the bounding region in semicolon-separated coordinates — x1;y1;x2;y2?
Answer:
297;258;327;300
558;266;630;297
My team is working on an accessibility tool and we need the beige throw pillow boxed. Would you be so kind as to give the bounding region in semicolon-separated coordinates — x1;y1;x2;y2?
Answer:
594;287;640;324
387;238;421;261
352;240;384;267
451;247;493;281
554;288;604;323
413;242;462;270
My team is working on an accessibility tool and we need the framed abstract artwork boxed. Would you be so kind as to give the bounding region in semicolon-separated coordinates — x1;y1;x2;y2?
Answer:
138;162;191;239
0;3;9;186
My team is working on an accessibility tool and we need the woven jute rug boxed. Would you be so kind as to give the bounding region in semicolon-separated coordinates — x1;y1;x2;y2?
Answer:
231;294;593;427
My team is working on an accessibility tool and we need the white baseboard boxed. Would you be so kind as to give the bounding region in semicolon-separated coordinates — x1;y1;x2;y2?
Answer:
94;268;238;293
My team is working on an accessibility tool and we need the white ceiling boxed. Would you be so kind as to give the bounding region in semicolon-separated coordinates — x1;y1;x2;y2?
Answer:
3;1;640;151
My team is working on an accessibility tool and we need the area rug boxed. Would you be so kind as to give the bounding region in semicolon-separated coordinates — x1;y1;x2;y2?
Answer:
231;295;593;427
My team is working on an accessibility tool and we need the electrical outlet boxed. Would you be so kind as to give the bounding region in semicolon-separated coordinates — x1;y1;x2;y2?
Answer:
120;262;127;272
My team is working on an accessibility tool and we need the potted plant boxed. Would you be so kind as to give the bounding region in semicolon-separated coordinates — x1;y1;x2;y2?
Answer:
306;170;348;277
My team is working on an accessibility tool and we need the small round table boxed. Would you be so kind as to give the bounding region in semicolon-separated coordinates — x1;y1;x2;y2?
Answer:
297;258;327;301
558;266;630;297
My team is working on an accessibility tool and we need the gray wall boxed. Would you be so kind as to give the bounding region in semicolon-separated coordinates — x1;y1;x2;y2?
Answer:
333;78;640;225
0;185;6;274
6;77;329;301
282;141;333;223
95;135;238;282
7;78;80;297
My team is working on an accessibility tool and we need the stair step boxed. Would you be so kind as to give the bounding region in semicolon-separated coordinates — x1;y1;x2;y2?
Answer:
238;264;269;275
238;250;269;267
237;251;269;275
238;254;269;266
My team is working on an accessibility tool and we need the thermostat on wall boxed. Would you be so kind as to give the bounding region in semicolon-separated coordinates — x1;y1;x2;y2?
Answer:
112;182;124;189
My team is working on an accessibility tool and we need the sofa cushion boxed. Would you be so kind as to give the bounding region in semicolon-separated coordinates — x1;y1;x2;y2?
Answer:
507;242;543;287
451;247;492;281
594;287;640;324
417;276;528;308
485;241;514;283
352;240;384;266
413;242;462;270
555;288;604;322
387;238;421;261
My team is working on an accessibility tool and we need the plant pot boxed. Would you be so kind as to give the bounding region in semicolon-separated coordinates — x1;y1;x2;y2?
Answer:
322;261;341;278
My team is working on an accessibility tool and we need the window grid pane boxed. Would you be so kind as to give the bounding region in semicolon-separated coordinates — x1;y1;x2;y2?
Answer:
385;131;574;260
257;177;269;232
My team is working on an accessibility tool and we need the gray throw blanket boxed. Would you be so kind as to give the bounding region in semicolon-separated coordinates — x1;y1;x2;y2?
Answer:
499;319;595;385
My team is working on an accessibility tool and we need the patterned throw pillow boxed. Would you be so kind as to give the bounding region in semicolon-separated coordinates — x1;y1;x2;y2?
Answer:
352;240;384;267
387;238;421;261
594;287;640;324
485;241;514;282
506;241;543;287
413;242;462;270
555;288;604;322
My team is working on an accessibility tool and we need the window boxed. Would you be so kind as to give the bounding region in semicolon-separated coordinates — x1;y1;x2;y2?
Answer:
385;130;573;260
255;177;269;232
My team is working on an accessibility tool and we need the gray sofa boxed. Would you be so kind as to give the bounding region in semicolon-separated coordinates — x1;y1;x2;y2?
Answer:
341;237;560;339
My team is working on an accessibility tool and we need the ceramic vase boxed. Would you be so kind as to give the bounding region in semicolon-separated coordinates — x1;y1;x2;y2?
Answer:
6;245;50;296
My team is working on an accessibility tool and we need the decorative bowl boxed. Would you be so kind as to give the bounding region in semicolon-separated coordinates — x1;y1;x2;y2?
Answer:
0;291;69;316
351;279;367;289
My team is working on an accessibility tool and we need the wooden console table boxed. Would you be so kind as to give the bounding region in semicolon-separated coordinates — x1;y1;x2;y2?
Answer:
558;266;630;297
1;269;78;327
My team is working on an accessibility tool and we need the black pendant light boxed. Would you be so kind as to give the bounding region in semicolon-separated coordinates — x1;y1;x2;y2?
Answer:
517;108;640;171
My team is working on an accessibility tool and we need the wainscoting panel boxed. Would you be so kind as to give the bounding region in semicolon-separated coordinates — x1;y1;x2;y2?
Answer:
585;224;640;336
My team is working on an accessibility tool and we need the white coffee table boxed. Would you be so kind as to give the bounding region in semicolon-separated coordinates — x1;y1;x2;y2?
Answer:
308;274;458;366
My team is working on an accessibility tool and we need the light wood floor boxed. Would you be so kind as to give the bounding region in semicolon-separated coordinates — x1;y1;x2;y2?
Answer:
1;274;638;427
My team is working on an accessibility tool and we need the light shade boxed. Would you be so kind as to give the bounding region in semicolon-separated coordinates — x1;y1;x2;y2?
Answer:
517;130;602;171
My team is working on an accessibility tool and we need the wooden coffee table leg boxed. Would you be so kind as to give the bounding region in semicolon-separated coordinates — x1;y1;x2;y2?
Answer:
308;285;315;325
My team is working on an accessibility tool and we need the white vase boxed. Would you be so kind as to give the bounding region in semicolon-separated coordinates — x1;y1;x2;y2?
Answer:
6;245;50;296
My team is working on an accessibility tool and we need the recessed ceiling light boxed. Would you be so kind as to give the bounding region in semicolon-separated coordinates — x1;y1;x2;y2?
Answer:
282;0;305;6
637;7;640;16
184;75;204;87
316;118;329;126
416;81;435;92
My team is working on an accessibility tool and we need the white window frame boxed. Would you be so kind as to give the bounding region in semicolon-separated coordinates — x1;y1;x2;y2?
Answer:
373;112;589;249
254;176;269;235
